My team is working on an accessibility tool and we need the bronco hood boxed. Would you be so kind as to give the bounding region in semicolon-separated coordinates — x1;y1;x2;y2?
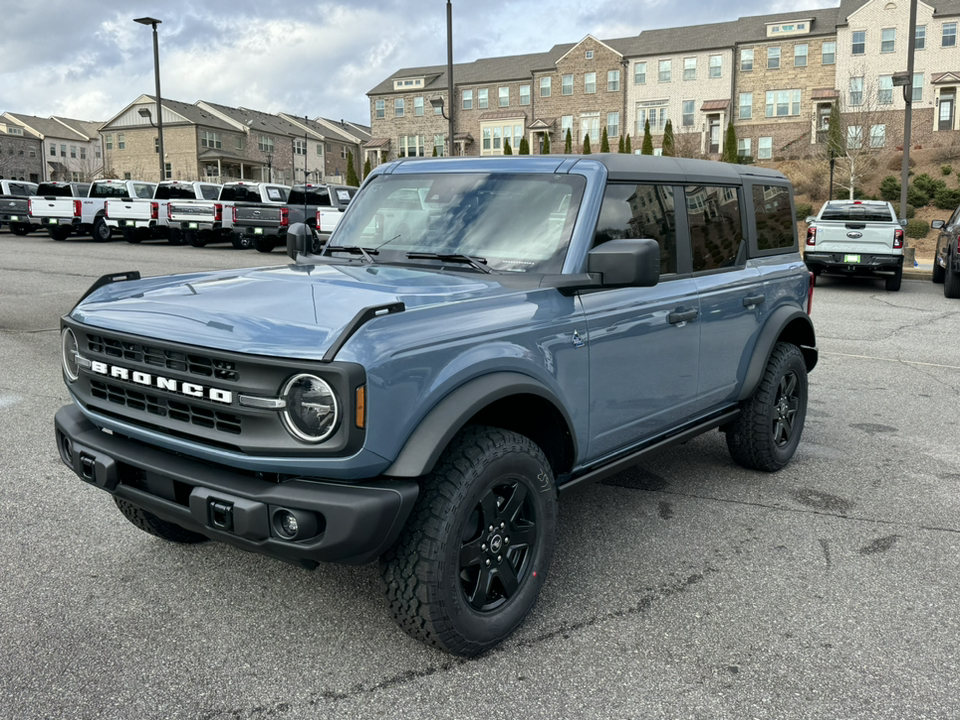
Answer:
70;263;520;361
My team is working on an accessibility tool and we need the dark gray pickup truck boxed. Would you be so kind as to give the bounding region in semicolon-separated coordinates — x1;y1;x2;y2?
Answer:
0;179;39;235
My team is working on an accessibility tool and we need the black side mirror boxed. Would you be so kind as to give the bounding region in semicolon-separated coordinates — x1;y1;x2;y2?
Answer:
932;220;945;230
286;222;312;261
586;238;661;287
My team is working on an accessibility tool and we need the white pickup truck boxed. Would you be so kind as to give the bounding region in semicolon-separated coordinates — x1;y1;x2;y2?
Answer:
804;199;906;291
168;181;289;249
30;179;155;241
105;181;221;245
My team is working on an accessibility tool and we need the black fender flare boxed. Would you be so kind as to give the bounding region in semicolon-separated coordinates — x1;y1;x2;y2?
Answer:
384;372;577;478
736;306;817;402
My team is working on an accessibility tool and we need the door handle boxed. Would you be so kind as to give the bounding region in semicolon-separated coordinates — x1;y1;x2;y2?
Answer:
743;294;765;308
668;308;698;325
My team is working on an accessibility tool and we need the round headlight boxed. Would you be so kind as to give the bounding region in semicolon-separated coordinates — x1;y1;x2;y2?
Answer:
281;374;339;443
61;328;80;382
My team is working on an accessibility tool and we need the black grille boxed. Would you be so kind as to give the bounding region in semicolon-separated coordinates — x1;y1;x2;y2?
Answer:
90;380;242;435
86;334;238;382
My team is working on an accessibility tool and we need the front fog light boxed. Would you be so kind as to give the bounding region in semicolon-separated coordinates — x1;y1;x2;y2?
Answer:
281;373;339;443
271;508;319;540
61;328;80;382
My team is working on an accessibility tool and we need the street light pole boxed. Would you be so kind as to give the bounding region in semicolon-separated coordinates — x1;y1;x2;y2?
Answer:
898;0;918;224
446;0;455;157
134;17;165;182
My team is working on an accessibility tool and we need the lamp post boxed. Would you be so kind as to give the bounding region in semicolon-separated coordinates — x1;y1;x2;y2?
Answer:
895;0;919;227
445;0;455;157
134;16;165;182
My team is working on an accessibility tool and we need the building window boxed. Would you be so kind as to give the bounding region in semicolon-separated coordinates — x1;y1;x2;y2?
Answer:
634;62;646;84
758;137;772;160
767;47;780;69
434;134;446;157
580;113;600;145
684;57;696;81
80;146;86;159
916;25;926;50
95;147;101;159
70;145;77;158
822;41;836;65
740;48;754;71
397;135;424;157
478;89;489;108
60;143;66;157
659;59;671;82
847;125;863;149
584;72;596;94
878;76;893;104
913;72;924;103
540;77;551;97
607;111;620;137
520;84;530;105
293;139;306;155
636;103;668;133
739;93;753;119
682;100;695;127
50;143;57;156
154;137;160;153
200;131;222;149
607;70;620;92
499;86;510;107
164;162;172;180
394;98;404;117
104;135;112;151
562;74;573;95
462;90;473;110
375;99;385;119
944;22;956;47
870;124;886;148
765;90;801;117
117;135;125;150
585;50;594;59
414;96;424;116
852;30;866;54
709;55;722;78
258;135;274;153
561;116;573;143
794;44;808;66
29;146;37;158
881;28;896;53
317;144;323;155
738;138;751;158
849;77;864;106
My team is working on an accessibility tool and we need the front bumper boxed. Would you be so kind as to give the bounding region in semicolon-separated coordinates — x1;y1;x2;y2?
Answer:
55;404;418;566
804;252;902;276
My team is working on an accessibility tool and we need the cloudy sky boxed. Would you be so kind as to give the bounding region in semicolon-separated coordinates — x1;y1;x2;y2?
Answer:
1;0;835;127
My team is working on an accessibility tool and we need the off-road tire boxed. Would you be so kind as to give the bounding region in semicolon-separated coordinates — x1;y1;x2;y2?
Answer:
380;426;557;657
50;227;72;241
253;235;276;253
9;223;31;236
92;217;112;242
932;259;945;284
885;266;902;292
122;229;142;244
726;342;808;472
185;231;206;248
167;229;184;246
113;496;209;544
945;259;960;299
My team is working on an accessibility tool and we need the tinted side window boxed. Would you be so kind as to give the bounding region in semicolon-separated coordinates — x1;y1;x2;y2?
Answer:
200;185;220;200
753;185;795;250
133;183;154;199
687;185;743;272
594;183;678;275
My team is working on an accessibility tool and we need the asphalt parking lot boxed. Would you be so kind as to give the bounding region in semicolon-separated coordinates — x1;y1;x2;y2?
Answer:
1;229;959;719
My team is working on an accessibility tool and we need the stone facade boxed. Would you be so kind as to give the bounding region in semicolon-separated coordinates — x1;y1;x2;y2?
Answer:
0;121;43;182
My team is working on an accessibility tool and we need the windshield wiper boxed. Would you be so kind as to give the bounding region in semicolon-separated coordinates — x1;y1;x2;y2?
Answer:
405;252;492;273
323;245;378;264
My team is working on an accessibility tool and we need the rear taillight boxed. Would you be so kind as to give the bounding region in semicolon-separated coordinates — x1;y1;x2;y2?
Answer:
316;209;322;225
231;205;238;223
214;203;222;222
150;202;159;220
73;200;82;218
280;207;289;227
893;228;904;249
105;203;111;219
807;272;815;315
166;203;173;220
805;226;816;247
27;198;33;216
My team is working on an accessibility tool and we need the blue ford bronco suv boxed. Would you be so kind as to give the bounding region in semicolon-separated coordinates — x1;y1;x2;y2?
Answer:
55;155;817;656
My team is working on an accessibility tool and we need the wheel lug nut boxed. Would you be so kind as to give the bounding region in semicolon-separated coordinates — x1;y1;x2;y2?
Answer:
481;543;487;551
489;525;494;532
504;537;509;545
485;559;491;567
497;555;502;562
500;522;505;529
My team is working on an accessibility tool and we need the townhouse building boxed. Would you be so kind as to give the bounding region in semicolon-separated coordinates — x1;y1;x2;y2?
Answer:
367;0;960;167
1;112;103;182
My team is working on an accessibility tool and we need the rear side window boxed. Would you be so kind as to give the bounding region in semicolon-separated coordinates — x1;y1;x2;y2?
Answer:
753;185;796;250
37;184;74;197
594;183;678;275
200;185;220;200
9;183;36;196
133;183;154;198
687;185;743;272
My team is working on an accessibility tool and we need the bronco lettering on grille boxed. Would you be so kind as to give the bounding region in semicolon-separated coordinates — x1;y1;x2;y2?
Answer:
88;360;233;404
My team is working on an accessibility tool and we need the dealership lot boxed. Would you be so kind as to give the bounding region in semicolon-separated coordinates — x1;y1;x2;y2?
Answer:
1;230;959;719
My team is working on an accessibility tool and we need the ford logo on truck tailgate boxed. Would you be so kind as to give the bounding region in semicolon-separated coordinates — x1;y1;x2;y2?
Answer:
846;231;863;238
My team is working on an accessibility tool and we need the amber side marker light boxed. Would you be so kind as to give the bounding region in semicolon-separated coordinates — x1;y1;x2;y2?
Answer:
355;386;366;429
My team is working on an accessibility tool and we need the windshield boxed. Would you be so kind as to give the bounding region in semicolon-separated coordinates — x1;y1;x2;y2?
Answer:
328;173;584;274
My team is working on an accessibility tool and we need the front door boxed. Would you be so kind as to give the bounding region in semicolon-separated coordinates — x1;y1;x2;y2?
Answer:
709;116;721;154
940;90;955;132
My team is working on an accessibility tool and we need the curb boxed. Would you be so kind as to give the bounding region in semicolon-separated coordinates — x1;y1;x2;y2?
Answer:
903;267;932;279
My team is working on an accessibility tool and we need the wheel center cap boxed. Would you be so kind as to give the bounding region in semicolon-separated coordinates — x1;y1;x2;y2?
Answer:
490;534;503;553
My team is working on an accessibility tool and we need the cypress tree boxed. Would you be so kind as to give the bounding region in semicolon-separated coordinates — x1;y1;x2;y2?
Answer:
518;136;530;154
345;151;359;186
625;134;632;154
363;157;371;179
600;127;610;153
641;120;654;155
583;134;592;154
542;132;551;154
565;128;572;154
722;122;738;163
503;137;513;155
618;134;625;153
661;120;675;157
827;102;844;159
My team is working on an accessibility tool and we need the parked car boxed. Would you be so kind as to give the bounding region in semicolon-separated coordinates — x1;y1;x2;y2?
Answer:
106;181;221;244
803;199;906;291
931;209;960;297
30;179;154;241
54;155;816;657
0;179;39;235
237;182;356;253
168;181;290;249
25;181;90;239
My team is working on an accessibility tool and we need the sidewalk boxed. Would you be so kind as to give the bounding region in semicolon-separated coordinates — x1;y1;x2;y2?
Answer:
903;260;933;279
